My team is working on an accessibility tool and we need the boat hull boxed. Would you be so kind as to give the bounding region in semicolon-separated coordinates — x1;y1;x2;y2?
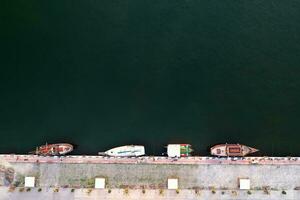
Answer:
32;143;73;156
167;144;193;157
210;144;259;157
104;145;145;157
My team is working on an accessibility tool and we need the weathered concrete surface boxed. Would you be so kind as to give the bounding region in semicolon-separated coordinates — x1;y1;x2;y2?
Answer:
1;155;300;199
0;187;299;200
2;162;300;190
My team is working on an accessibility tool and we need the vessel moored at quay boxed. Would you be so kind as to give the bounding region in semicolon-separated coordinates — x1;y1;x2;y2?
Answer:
29;143;73;156
28;143;259;157
167;144;193;157
210;144;259;157
99;145;146;157
98;144;194;157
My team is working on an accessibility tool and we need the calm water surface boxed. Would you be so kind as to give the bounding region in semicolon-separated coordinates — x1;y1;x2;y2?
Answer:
1;1;300;156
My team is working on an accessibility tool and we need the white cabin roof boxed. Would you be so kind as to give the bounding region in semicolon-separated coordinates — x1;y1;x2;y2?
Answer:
167;144;181;157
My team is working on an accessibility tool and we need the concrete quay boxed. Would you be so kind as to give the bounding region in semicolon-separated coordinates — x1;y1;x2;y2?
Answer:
1;154;300;199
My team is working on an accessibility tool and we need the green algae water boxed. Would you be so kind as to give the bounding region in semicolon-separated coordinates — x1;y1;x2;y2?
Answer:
1;1;300;156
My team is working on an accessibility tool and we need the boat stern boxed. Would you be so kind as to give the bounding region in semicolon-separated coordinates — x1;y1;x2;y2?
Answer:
210;145;227;156
134;146;145;156
58;144;73;155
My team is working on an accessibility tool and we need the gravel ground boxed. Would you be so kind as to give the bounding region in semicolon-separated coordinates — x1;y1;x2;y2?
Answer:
0;162;299;190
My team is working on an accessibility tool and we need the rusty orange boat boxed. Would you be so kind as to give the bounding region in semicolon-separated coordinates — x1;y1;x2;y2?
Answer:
30;143;73;156
210;144;259;157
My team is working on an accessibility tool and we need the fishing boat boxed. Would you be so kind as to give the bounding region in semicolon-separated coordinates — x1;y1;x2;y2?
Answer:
210;144;259;157
100;145;145;157
167;144;193;157
30;143;73;156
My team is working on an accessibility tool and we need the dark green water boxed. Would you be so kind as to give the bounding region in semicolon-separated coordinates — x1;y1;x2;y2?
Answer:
1;1;300;156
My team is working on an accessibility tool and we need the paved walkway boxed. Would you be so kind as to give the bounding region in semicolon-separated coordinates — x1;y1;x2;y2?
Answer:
2;154;300;192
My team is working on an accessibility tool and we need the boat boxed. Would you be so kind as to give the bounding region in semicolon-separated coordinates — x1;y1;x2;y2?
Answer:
30;143;73;156
100;145;145;157
210;144;259;157
167;144;193;157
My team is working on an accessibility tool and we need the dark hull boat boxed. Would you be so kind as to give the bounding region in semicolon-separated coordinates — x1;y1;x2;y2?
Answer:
210;144;259;157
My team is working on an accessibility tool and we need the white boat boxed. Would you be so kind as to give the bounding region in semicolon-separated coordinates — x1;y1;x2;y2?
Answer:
102;145;145;157
167;144;193;157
